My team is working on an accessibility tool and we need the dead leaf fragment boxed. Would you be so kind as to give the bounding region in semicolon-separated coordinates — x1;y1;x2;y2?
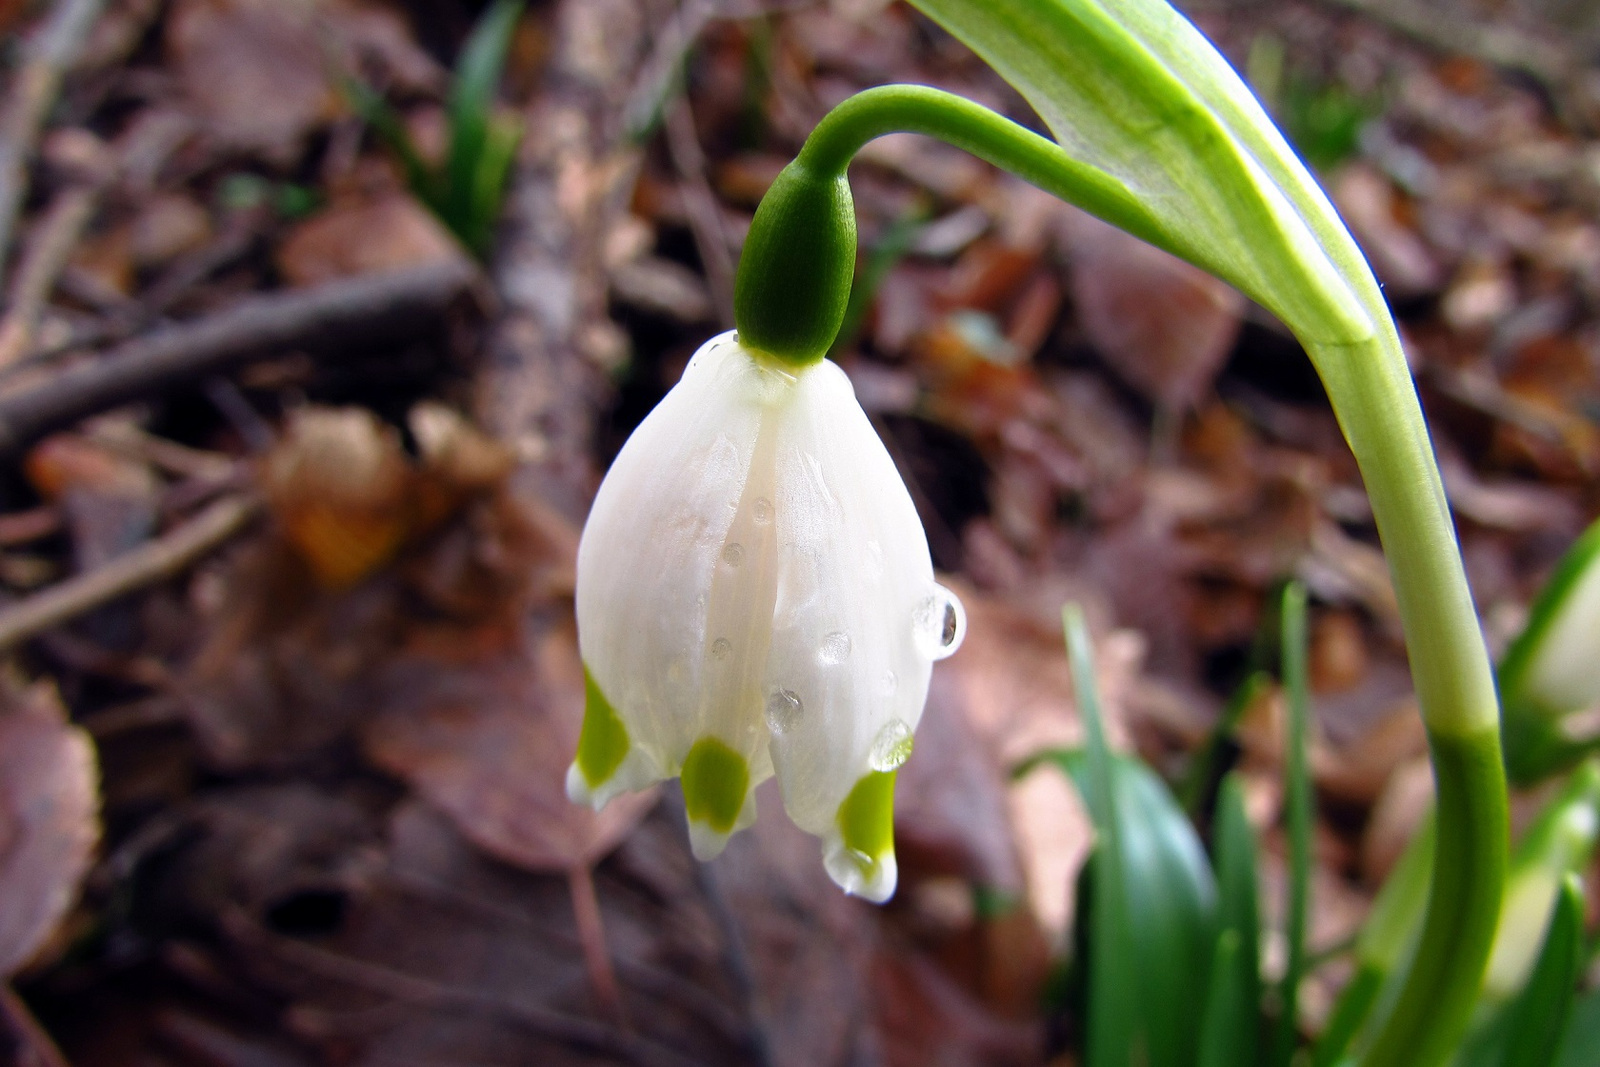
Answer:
363;620;654;872
262;407;412;588
276;194;465;288
166;0;339;157
1063;209;1244;412
0;683;100;977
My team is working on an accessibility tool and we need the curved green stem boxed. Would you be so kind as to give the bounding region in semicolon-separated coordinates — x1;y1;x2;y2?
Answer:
739;82;1509;1067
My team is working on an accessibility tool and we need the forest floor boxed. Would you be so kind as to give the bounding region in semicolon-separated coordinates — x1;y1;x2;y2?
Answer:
0;0;1598;1064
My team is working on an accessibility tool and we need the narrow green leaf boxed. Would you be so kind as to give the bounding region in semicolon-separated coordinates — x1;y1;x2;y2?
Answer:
1062;603;1139;1067
344;76;445;213
1198;930;1251;1067
447;0;524;245
1274;581;1314;1066
1499;875;1585;1067
1203;772;1261;1067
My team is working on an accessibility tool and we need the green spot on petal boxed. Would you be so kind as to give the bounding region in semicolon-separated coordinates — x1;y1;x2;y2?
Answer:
681;736;749;833
576;665;629;789
837;770;897;864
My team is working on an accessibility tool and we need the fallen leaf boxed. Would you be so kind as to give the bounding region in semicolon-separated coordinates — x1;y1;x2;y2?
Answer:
362;617;655;873
275;194;466;287
1062;208;1244;412
166;0;339;158
261;407;414;589
0;683;100;978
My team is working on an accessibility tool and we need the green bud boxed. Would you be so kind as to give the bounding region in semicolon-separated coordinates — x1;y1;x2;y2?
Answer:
733;160;856;366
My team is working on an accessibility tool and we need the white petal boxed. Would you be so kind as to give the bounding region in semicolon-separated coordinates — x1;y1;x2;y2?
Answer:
574;332;785;825
757;357;959;898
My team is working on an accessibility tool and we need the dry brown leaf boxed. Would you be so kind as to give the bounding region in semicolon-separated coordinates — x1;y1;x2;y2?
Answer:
363;618;654;872
1062;208;1244;412
275;194;466;287
262;407;413;589
0;683;100;978
166;0;339;157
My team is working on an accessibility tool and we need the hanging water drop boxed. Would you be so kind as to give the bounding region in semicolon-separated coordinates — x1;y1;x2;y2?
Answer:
912;585;967;660
869;719;914;771
819;631;851;665
765;688;803;734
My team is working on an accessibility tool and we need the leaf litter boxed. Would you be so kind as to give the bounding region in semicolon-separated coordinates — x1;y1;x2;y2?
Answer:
0;0;1597;1062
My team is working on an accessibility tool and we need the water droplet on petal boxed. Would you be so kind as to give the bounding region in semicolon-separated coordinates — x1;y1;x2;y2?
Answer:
912;585;967;661
752;497;773;525
881;670;897;696
819;631;851;665
710;637;732;660
869;719;914;771
722;542;744;566
765;688;803;734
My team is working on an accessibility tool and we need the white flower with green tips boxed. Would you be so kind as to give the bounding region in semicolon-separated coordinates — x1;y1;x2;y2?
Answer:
567;330;964;902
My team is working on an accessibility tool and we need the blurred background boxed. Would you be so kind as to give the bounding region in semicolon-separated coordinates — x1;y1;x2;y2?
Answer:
0;0;1598;1063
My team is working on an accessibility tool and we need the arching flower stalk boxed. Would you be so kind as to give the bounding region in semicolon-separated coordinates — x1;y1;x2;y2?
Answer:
567;330;964;902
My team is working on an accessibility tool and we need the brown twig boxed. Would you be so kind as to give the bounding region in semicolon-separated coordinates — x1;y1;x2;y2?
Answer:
664;93;735;326
0;493;259;653
0;0;107;274
566;863;627;1027
0;982;71;1067
0;259;480;458
0;184;98;368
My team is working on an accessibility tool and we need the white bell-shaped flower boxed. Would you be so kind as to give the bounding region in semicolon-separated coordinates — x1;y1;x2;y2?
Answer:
567;330;964;902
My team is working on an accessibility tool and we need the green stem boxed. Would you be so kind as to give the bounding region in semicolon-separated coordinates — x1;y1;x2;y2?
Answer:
793;85;1171;255
741;83;1507;1067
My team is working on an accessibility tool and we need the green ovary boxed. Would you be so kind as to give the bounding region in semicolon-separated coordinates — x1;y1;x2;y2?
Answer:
681;737;750;832
576;666;630;789
837;770;897;866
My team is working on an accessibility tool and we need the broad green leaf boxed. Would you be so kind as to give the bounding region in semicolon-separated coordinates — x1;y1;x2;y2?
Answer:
1274;582;1313;1067
1553;985;1600;1067
1498;517;1600;783
905;0;1380;348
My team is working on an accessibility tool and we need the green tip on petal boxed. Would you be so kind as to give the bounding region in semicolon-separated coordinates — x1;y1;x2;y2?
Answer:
575;665;630;790
825;770;899;902
681;736;751;834
838;769;897;860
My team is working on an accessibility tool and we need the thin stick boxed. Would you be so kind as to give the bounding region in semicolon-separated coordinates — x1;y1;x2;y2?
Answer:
0;493;259;652
664;94;735;326
566;864;627;1026
0;983;71;1067
0;259;479;457
0;184;98;367
0;0;107;274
